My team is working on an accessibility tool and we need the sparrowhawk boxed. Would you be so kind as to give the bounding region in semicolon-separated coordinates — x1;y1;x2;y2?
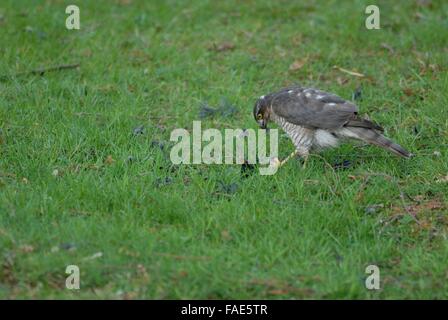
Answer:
253;86;411;167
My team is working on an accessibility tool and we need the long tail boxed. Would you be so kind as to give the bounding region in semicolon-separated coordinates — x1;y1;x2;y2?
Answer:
343;126;412;158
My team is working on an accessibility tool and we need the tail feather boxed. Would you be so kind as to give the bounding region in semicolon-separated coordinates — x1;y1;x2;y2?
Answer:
346;116;384;132
343;127;412;158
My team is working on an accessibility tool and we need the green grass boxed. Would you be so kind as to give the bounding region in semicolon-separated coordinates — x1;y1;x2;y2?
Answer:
1;0;448;299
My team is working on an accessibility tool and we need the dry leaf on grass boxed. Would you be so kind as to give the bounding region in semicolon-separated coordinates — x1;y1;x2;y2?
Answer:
336;76;349;85
392;197;445;216
289;58;307;71
402;88;415;96
380;43;395;54
436;175;448;183
221;229;232;241
19;244;34;253
208;42;235;52
105;155;115;165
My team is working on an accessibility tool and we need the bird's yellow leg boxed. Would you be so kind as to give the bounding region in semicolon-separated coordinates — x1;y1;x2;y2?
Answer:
279;150;299;167
280;150;309;168
269;150;309;171
302;154;309;169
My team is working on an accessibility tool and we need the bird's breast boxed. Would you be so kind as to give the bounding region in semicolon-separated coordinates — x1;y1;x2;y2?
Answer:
271;113;314;150
271;112;339;150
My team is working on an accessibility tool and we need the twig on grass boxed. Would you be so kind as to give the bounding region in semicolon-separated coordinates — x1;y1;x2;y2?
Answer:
333;65;365;77
0;63;80;80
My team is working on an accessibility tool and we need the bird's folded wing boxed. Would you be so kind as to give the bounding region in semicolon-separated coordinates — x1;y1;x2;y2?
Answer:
271;89;358;130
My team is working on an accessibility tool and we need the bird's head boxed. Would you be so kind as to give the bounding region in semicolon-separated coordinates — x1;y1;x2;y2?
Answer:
253;95;271;129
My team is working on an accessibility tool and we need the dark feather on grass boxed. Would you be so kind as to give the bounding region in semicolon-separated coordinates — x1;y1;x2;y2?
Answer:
216;181;238;195
241;160;256;178
333;160;352;170
154;177;173;187
133;125;145;136
199;102;218;119
199;98;238;119
352;86;362;101
150;140;165;150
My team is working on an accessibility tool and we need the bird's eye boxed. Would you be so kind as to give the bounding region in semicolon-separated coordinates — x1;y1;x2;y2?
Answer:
257;114;263;120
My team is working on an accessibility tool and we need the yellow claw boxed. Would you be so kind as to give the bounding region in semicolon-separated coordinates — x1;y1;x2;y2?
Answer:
269;157;281;169
271;150;308;170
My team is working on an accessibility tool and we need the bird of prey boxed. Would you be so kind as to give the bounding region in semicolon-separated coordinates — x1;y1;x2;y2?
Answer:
253;86;412;168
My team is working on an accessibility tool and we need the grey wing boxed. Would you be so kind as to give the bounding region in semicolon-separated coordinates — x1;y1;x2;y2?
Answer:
271;88;358;130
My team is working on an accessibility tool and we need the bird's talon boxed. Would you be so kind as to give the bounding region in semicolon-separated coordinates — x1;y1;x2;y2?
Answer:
269;157;281;169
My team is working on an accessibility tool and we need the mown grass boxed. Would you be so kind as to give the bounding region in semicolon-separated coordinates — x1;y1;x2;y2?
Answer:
0;0;447;299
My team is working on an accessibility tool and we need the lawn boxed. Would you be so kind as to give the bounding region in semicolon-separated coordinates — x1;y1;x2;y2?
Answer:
0;0;447;299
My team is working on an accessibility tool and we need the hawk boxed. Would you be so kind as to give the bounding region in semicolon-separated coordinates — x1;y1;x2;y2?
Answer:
253;86;412;167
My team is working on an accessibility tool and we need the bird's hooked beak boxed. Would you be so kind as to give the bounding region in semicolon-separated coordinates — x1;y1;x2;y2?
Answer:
257;118;267;129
